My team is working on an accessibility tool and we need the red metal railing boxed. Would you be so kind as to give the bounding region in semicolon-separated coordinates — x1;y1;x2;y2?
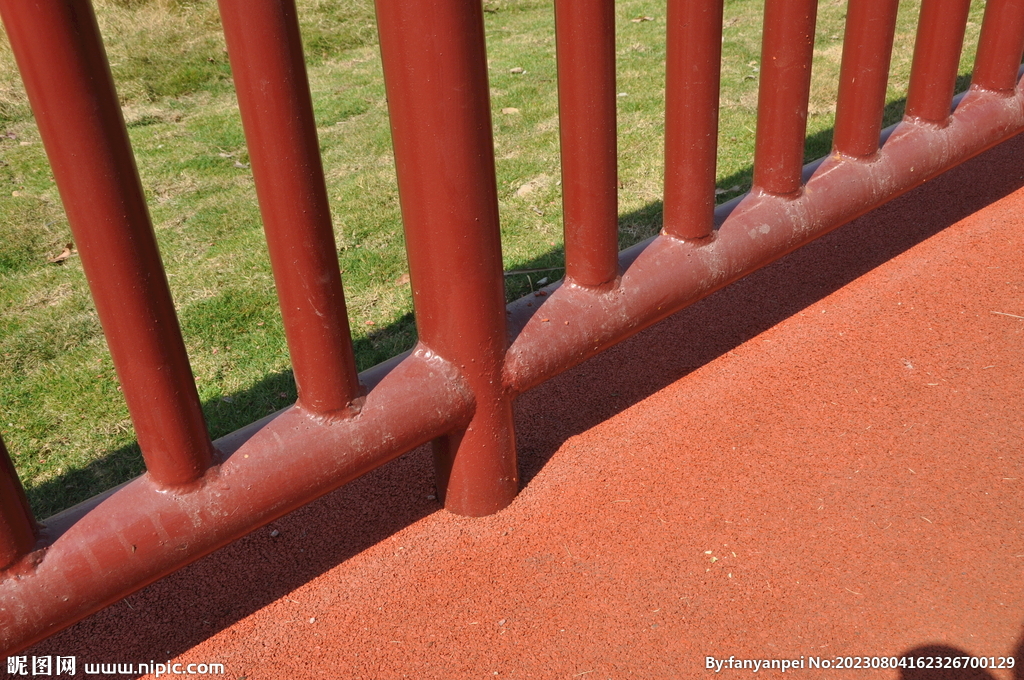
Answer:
2;0;1024;653
220;1;365;420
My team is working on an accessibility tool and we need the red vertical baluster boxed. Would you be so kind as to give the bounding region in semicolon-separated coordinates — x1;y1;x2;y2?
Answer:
0;0;214;487
752;0;818;198
663;0;724;240
833;0;900;159
555;0;620;286
375;0;517;516
218;0;363;418
905;0;973;125
0;436;35;570
972;0;1024;94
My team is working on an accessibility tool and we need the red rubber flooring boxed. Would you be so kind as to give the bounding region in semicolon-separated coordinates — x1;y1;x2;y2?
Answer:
23;133;1024;679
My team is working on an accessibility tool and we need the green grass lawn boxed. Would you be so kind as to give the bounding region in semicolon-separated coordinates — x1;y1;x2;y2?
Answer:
0;0;987;517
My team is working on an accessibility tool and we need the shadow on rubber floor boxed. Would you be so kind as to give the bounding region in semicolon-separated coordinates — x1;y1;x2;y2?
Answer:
896;640;1024;680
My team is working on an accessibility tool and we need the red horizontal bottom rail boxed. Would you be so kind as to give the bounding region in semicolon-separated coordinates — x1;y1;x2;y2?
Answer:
2;83;1022;655
505;85;1024;391
0;350;471;653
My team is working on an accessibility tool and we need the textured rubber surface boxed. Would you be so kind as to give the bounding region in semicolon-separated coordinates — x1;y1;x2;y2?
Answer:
22;133;1024;678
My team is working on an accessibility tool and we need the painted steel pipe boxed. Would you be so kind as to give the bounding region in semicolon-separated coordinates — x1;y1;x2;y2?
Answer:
905;0;973;125
555;0;620;286
972;0;1024;94
833;0;900;159
219;0;364;418
505;87;1024;395
0;0;215;487
753;0;818;197
4;0;1024;656
0;436;35;571
374;0;518;516
0;350;472;654
5;79;1022;645
663;0;724;240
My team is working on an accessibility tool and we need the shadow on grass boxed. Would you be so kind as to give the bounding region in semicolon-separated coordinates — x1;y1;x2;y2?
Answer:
23;311;422;518
505;82;948;292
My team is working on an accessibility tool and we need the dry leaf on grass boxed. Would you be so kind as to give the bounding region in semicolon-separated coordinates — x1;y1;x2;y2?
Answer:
47;243;77;264
515;174;551;198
